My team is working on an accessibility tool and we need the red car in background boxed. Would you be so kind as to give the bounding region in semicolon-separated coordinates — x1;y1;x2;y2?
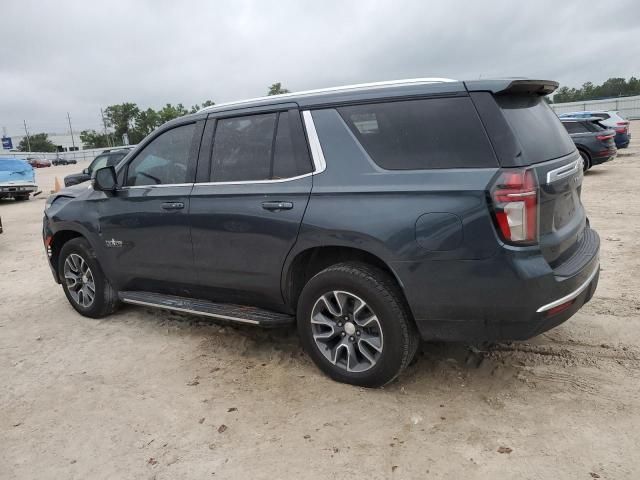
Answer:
26;156;51;168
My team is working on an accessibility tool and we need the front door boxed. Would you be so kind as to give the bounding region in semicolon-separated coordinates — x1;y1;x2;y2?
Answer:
98;121;202;294
190;109;314;309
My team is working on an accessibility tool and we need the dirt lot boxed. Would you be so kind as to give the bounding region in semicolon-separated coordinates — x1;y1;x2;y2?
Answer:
1;125;640;480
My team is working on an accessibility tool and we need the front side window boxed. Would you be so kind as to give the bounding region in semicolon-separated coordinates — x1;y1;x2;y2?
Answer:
338;97;497;169
126;124;195;186
210;111;311;182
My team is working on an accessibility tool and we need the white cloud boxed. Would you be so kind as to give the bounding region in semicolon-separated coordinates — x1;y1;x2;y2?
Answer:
1;0;638;135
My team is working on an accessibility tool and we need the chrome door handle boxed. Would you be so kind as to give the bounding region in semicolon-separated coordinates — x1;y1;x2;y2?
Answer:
161;202;184;210
262;201;293;211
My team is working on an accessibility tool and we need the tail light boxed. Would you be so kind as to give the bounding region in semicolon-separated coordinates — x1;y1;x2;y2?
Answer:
596;134;614;141
490;169;538;244
615;121;629;134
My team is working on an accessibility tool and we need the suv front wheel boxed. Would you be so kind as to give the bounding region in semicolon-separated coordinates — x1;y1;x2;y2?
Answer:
58;238;119;318
297;262;419;387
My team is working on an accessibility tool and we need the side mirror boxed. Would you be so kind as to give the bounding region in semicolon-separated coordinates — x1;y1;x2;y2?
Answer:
82;168;89;175
92;166;119;192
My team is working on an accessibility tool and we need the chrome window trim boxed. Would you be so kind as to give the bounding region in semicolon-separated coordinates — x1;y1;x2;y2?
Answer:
546;157;581;184
116;111;327;189
535;262;599;313
193;172;314;187
120;183;193;190
302;110;327;174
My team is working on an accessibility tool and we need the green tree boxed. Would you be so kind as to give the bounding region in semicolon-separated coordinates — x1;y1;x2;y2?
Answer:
267;82;290;96
79;130;110;149
135;108;161;137
553;76;640;103
157;103;189;124
104;103;139;145
18;133;56;152
189;100;215;113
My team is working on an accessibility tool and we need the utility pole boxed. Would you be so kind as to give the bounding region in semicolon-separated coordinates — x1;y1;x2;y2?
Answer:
100;108;112;147
23;120;31;152
67;112;76;150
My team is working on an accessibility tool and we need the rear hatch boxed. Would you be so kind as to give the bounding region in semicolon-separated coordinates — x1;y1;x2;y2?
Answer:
467;81;588;266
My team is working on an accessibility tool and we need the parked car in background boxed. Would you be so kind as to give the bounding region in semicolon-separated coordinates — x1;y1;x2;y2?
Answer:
44;78;600;387
63;149;131;187
101;146;135;154
52;155;77;166
558;110;630;148
26;155;52;168
560;117;617;171
0;157;38;200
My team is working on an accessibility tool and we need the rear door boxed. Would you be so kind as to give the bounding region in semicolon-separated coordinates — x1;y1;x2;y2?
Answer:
189;107;313;308
471;92;585;264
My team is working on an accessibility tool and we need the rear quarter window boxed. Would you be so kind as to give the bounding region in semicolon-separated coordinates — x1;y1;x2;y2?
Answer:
496;95;576;163
338;97;497;170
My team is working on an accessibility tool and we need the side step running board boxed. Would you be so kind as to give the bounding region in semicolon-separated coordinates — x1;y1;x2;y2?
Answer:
118;291;295;327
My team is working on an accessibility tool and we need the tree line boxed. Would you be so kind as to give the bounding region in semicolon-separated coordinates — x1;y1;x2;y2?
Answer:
552;76;640;103
17;82;290;151
20;77;637;151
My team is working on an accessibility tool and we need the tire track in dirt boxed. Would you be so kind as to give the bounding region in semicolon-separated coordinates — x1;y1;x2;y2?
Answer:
484;341;640;402
488;341;640;367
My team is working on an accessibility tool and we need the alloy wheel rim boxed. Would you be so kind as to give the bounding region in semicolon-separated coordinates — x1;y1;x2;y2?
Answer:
63;253;96;308
310;290;383;373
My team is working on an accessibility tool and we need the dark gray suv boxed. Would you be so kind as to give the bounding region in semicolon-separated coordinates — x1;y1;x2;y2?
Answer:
43;78;600;387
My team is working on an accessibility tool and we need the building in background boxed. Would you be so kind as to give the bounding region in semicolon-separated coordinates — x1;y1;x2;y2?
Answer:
1;133;83;152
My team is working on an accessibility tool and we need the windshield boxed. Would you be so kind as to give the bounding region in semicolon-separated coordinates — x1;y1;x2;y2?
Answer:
87;152;126;175
88;155;110;175
0;159;31;172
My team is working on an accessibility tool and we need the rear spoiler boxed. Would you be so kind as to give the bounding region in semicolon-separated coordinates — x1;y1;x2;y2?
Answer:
464;79;559;96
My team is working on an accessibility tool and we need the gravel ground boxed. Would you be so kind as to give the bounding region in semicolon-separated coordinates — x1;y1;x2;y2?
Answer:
1;124;639;480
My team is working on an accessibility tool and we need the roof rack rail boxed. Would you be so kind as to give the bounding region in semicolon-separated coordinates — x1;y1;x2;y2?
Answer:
198;77;457;113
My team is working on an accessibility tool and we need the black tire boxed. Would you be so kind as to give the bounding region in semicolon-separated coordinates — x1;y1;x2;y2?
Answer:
58;237;119;318
297;262;419;387
14;195;29;201
579;150;591;172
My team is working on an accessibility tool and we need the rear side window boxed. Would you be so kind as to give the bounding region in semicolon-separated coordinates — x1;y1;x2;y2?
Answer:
338;97;497;169
210;111;312;182
562;122;588;134
211;113;276;182
585;121;606;132
496;95;575;163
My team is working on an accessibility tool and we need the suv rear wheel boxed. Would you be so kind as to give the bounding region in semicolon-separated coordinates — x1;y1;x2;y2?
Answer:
58;238;119;318
579;150;591;172
297;262;418;387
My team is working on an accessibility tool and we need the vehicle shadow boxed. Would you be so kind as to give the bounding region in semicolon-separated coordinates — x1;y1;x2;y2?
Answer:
585;168;611;176
115;304;520;389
